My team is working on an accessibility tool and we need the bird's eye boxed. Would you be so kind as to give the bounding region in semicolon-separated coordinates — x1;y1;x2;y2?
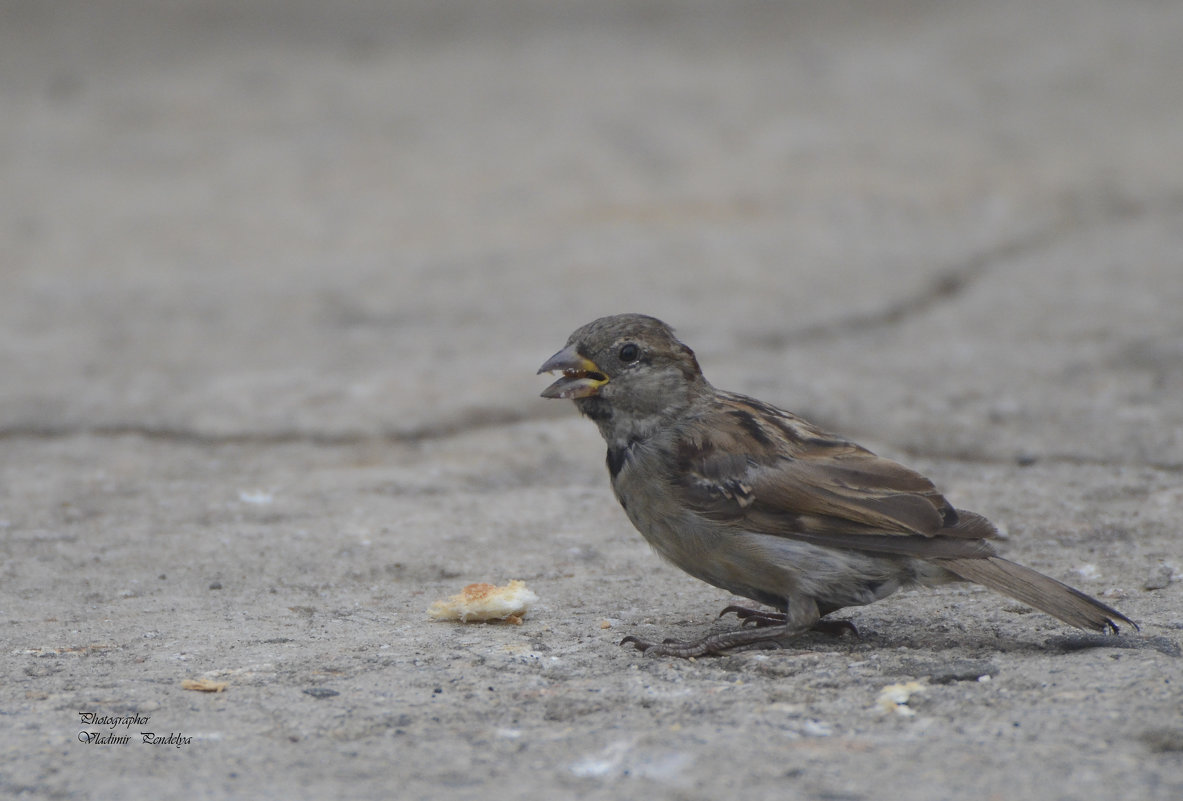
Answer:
618;343;640;363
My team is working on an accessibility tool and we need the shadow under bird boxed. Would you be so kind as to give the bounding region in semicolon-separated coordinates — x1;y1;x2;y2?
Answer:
539;313;1136;657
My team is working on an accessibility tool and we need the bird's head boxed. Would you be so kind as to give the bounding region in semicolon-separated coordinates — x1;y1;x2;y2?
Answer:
538;314;707;442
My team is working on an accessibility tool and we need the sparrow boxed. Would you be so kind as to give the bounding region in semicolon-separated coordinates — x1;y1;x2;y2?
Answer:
538;313;1135;657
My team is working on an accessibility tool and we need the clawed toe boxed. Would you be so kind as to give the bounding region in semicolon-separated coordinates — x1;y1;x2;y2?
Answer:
620;634;698;656
621;611;856;657
620;621;812;658
718;607;857;638
619;635;690;656
718;605;787;628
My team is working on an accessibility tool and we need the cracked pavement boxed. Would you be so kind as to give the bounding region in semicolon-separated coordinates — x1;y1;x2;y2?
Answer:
3;2;1182;799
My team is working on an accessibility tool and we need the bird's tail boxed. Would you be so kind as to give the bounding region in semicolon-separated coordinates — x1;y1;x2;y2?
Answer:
936;556;1137;633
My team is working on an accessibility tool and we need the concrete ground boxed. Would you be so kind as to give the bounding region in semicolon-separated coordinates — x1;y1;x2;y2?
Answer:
2;1;1181;798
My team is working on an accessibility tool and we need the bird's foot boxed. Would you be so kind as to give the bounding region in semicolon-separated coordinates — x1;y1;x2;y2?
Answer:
718;605;785;627
718;606;857;637
621;624;802;658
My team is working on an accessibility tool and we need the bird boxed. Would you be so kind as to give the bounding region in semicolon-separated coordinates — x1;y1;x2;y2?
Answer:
538;313;1135;657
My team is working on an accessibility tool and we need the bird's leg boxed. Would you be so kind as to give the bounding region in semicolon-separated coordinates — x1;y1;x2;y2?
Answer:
719;605;858;637
622;598;823;657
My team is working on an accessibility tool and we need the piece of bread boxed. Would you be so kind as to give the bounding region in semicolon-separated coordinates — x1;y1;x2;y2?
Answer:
427;580;538;624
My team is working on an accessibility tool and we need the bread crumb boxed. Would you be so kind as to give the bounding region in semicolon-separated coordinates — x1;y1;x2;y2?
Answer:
182;678;228;692
427;580;538;623
876;681;925;716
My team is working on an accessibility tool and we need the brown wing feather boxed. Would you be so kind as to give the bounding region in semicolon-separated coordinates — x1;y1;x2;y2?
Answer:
673;392;998;558
752;458;949;534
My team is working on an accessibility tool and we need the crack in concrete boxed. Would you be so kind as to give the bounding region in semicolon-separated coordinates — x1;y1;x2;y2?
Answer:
2;414;1177;473
0;423;364;446
0;407;562;448
748;222;1063;350
746;191;1183;350
3;192;1179;458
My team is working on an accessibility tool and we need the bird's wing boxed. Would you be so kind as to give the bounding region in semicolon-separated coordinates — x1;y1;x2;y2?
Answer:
672;393;997;558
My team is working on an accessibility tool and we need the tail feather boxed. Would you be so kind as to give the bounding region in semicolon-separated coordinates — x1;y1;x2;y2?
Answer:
937;556;1137;633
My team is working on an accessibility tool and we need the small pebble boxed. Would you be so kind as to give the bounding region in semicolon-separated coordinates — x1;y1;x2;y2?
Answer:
1144;563;1174;591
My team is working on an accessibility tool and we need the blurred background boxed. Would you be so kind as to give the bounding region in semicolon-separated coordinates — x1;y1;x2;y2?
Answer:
3;0;1181;462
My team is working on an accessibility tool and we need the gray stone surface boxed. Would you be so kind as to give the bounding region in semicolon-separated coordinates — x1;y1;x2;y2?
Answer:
2;2;1181;799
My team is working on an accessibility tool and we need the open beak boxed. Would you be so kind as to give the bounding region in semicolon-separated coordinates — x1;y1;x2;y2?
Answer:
537;345;609;399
